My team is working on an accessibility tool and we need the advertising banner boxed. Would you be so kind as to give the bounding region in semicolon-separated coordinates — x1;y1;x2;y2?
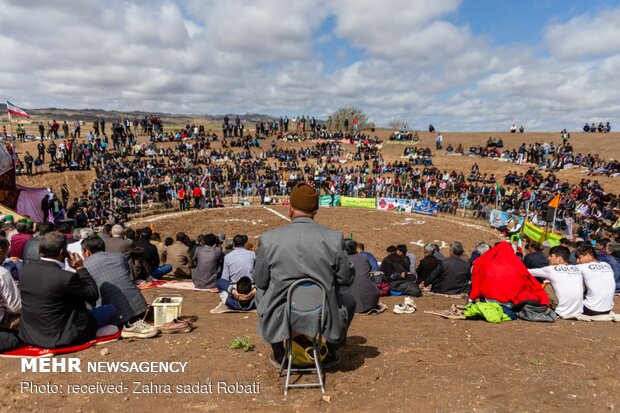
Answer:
376;197;438;215
319;194;341;207
489;209;524;228
340;196;376;209
522;221;562;247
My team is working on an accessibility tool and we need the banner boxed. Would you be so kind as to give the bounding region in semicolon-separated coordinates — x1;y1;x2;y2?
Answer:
489;209;524;228
319;194;341;207
522;221;562;247
377;197;438;215
340;196;376;209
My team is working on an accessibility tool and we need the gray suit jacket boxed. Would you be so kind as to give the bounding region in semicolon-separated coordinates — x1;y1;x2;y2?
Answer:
104;237;133;255
192;245;222;289
254;217;355;344
84;252;147;325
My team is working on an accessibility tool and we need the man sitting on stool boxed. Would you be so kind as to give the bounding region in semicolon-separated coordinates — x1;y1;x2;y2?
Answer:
254;183;356;368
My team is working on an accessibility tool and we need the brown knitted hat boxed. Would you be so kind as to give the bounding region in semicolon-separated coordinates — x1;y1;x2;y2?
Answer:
290;182;319;212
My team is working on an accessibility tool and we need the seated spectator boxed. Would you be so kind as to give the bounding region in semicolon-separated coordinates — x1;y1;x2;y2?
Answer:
151;232;166;264
583;123;590;132
8;221;32;259
599;241;620;292
523;243;549;269
340;239;379;313
81;236;156;338
135;228;171;279
380;245;411;281
0;237;21;329
470;241;490;266
528;246;583;317
575;246;616;315
192;233;222;290
356;242;380;272
18;232;117;348
254;182;355;367
67;227;95;259
218;234;256;310
166;232;193;278
22;222;54;265
104;224;133;254
425;241;470;294
398;244;417;278
417;243;440;285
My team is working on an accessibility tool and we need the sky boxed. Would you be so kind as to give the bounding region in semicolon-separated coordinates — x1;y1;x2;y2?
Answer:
1;0;619;131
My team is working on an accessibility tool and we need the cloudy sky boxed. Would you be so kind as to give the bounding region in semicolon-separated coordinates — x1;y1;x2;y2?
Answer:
1;0;619;131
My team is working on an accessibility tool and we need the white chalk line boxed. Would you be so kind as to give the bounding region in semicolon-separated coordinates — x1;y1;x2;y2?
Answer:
261;205;291;222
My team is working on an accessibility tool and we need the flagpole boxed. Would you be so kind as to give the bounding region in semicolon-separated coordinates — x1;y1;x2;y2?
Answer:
7;110;15;168
551;206;558;234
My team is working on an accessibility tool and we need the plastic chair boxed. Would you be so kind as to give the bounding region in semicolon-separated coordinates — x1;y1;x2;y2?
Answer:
278;278;327;395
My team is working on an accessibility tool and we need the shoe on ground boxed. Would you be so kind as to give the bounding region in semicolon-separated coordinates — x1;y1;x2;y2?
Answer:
404;296;417;310
177;315;198;324
321;352;342;369
121;319;159;339
269;354;284;369
160;319;193;334
393;299;416;314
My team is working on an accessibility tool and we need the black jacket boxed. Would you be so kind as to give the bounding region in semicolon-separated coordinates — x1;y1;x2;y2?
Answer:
425;256;471;294
22;235;42;265
134;239;160;268
417;255;441;284
18;260;99;348
380;253;410;277
524;252;549;269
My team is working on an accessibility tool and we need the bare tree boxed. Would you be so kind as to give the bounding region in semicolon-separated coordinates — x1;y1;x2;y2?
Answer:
329;107;369;131
388;118;407;131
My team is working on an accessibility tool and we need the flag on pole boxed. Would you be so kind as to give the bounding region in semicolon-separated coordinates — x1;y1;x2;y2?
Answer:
6;101;30;119
494;183;502;200
548;194;560;208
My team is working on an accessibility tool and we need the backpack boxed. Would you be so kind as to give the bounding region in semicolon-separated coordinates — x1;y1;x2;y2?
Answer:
514;301;557;323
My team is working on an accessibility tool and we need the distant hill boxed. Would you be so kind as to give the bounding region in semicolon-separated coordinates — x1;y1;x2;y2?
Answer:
0;104;279;124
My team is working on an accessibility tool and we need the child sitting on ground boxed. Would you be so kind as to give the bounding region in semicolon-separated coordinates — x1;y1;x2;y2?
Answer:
230;276;256;310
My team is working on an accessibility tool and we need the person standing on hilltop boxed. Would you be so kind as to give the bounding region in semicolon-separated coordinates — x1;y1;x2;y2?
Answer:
37;141;45;163
73;120;81;138
60;120;67;139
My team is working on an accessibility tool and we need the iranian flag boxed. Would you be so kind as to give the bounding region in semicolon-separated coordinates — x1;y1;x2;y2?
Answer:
6;101;30;119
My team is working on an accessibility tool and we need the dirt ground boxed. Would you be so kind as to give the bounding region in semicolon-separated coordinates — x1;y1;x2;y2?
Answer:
0;206;619;412
3;123;620;412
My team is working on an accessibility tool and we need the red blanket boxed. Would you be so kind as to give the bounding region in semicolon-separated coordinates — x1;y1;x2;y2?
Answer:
470;242;549;306
0;330;121;358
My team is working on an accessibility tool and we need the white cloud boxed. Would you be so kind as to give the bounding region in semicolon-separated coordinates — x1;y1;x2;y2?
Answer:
0;0;618;131
544;7;620;59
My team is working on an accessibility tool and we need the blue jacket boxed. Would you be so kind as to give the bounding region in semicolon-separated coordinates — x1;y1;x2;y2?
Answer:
600;255;620;292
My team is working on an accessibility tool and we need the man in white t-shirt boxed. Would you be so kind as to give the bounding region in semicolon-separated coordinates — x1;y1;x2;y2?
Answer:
528;246;583;317
575;246;616;315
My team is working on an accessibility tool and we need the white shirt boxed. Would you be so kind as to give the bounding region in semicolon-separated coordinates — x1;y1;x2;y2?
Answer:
529;265;583;316
0;266;21;324
577;262;616;312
